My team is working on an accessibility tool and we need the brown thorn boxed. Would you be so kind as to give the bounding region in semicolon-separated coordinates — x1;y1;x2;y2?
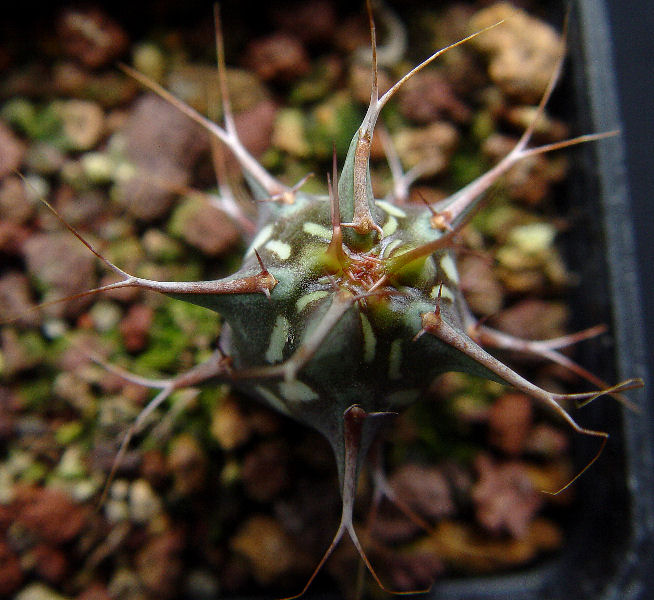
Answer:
541;431;608;496
474;320;640;412
348;523;433;596
367;274;388;294
417;191;454;232
253;248;268;273
366;442;434;535
341;219;384;238
96;384;174;510
411;328;426;342
376;20;504;114
366;0;379;103
325;148;349;272
385;184;505;274
423;304;642;495
215;341;234;375
278;526;346;600
265;173;315;205
15;170;131;281
119;62;288;199
568;378;644;408
413;293;444;342
1;280;132;326
520;130;620;160
253;249;273;300
418;190;437;216
292;172;315;192
85;349;172;390
213;3;236;135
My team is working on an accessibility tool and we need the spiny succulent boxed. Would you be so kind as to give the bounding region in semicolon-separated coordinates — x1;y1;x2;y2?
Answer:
1;1;643;598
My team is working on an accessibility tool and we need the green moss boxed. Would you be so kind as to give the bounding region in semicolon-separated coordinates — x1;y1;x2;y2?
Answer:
449;150;487;191
130;300;219;375
289;58;339;105
168;195;204;239
471;109;496;142
1;99;64;143
106;236;145;270
168;301;221;338
142;229;185;263
55;421;85;445
18;378;52;410
20;460;49;483
308;92;364;159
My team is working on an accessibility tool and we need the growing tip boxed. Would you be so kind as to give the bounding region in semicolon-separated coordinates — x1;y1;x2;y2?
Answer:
325;148;349;273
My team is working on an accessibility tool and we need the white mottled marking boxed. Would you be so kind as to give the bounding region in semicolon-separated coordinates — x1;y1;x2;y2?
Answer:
388;338;402;380
360;313;376;363
265;315;290;363
245;223;274;256
264;239;292;260
296;290;329;313
279;380;319;402
440;253;460;284
255;385;290;415
375;199;407;218
303;222;332;240
382;215;398;236
430;284;455;302
382;239;403;258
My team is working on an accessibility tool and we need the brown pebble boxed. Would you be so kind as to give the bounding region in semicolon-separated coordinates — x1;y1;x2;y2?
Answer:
393;122;459;177
0;175;32;225
0;541;23;596
116;93;209;221
22;231;97;318
0;221;30;255
140;449;168;488
488;393;532;456
274;0;337;44
490;299;568;341
76;582;113;600
470;2;562;103
57;7;129;69
119;304;154;352
232;99;278;160
243;33;310;83
1;327;41;377
524;423;569;457
230;515;296;585
0;121;26;178
472;454;543;539
423;517;561;573
211;398;252;451
0;272;40;327
14;486;87;545
31;543;68;584
167;434;207;496
57;99;105;151
242;440;289;502
136;531;184;598
383;548;444;592
399;71;471;124
458;254;504;317
389;463;455;520
171;196;240;256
